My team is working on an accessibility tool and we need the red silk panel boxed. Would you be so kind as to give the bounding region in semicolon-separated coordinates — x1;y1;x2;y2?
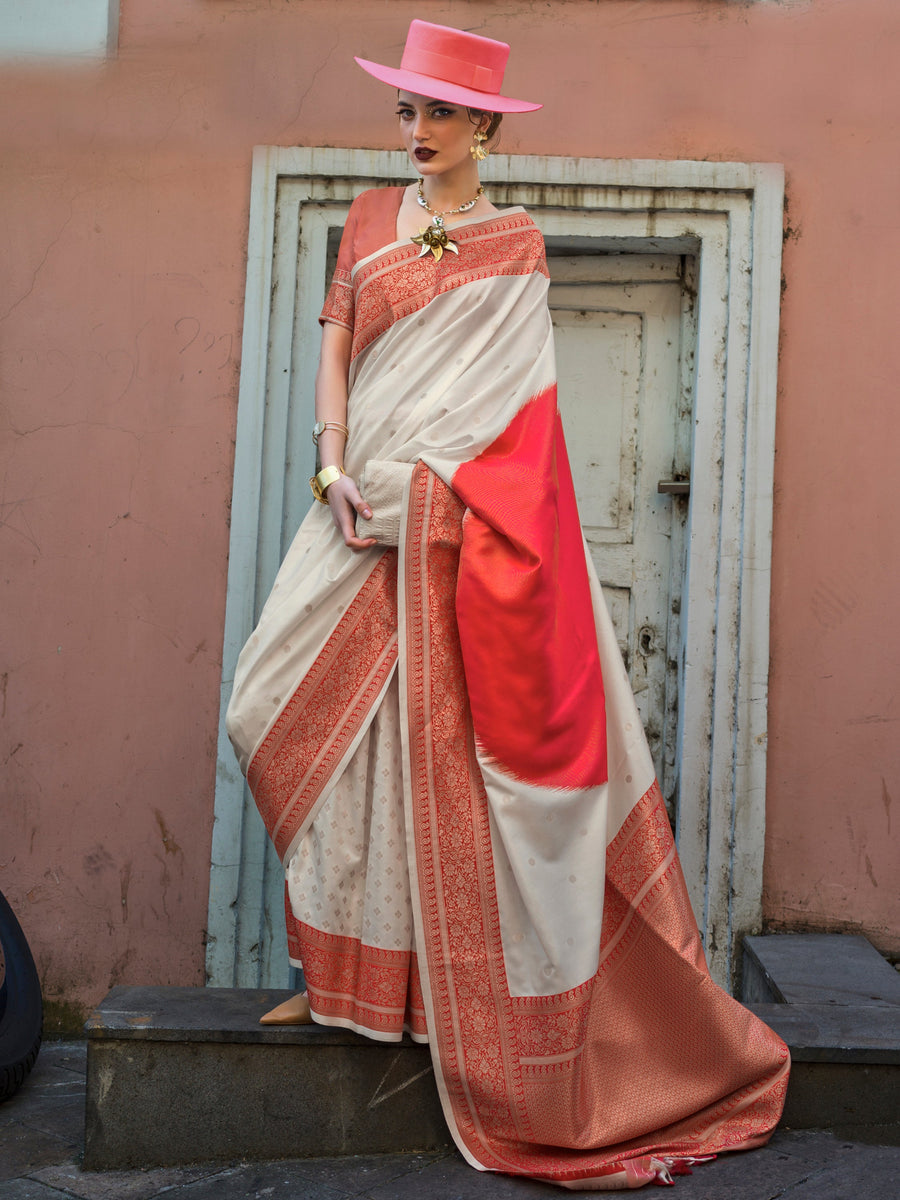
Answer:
452;387;608;790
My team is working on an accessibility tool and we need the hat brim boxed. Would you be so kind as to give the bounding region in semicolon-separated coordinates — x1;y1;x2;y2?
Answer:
354;56;542;113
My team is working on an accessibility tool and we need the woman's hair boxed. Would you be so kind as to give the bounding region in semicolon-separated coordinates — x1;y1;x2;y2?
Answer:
467;108;503;141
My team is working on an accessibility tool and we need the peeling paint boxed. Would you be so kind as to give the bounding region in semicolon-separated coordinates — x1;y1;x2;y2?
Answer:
882;780;893;836
119;861;132;924
864;855;878;889
153;809;183;857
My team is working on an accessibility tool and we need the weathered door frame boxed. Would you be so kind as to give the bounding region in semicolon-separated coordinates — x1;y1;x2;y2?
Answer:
207;147;784;993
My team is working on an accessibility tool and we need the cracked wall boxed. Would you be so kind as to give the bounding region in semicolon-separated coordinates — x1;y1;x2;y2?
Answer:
1;0;898;1027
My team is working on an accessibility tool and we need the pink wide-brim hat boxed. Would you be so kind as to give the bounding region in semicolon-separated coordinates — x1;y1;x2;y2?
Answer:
355;20;541;114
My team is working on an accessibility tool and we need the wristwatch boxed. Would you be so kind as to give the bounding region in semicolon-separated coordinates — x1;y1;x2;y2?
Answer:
309;465;345;504
312;420;350;446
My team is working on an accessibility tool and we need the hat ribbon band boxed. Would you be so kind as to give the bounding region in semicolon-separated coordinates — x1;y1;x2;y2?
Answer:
400;46;502;95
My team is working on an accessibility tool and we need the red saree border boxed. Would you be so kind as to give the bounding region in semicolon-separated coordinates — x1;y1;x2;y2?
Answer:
404;462;533;1155
249;551;399;863
598;781;700;980
285;906;427;1041
350;214;547;361
319;268;353;331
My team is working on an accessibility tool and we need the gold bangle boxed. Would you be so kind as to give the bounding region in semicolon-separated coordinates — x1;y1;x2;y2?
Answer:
312;421;350;446
309;465;345;505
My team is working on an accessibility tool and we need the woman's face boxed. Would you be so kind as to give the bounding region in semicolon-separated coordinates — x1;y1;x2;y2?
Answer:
396;91;488;177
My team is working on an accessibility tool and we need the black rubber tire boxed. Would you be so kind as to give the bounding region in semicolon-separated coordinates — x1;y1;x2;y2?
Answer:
0;889;43;1102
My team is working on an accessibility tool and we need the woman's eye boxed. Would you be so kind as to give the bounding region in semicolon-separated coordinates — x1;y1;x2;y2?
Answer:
432;107;454;119
396;109;414;120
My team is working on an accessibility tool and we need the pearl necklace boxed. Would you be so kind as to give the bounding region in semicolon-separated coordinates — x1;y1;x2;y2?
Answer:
411;180;485;262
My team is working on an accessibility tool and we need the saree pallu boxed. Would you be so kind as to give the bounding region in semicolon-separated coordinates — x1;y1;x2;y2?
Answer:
226;197;789;1190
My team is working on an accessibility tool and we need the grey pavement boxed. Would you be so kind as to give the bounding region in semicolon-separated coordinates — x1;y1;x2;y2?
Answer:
2;1042;899;1199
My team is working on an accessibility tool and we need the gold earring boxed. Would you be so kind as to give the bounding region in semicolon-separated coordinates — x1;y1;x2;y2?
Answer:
470;131;489;162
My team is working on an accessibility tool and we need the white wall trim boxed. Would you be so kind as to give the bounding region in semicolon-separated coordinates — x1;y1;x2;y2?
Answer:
207;147;784;992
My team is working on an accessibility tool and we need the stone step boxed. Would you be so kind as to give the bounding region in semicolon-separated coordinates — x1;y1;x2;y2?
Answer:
743;933;900;1007
84;936;900;1170
83;986;448;1170
743;933;900;1145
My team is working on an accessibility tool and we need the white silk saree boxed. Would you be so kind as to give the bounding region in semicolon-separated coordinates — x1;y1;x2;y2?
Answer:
226;189;789;1190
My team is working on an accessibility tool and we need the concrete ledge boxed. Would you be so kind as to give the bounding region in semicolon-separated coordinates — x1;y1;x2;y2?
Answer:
84;987;450;1170
747;1002;900;1064
84;985;407;1046
744;934;900;1008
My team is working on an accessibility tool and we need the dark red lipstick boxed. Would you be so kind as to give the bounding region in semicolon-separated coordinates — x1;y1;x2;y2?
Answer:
415;147;436;161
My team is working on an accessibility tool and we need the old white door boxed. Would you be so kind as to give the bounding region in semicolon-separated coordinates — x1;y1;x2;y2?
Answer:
549;252;693;820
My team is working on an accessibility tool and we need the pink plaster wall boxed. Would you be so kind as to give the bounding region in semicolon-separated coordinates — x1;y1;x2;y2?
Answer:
2;0;898;1028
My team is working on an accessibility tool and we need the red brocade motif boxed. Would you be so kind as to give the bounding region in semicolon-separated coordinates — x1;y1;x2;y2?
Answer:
284;897;427;1040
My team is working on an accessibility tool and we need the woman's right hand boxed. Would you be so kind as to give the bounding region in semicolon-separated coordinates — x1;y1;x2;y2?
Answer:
325;474;377;551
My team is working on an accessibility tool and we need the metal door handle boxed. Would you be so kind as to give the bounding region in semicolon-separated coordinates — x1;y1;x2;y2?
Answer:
657;479;690;496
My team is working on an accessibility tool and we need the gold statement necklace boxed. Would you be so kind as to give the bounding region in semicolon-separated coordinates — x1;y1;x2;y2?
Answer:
412;179;484;262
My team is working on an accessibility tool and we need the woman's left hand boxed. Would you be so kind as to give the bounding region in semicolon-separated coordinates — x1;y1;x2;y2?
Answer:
326;474;378;551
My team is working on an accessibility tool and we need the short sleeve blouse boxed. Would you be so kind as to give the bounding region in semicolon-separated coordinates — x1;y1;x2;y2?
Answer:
319;188;405;331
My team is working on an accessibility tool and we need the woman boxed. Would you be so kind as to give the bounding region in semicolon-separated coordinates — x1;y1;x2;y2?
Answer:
226;19;789;1190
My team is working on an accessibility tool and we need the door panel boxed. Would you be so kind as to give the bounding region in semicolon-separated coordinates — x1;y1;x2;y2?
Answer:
549;255;691;815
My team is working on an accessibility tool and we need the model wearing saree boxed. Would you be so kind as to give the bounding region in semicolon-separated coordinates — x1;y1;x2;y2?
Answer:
226;186;789;1190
